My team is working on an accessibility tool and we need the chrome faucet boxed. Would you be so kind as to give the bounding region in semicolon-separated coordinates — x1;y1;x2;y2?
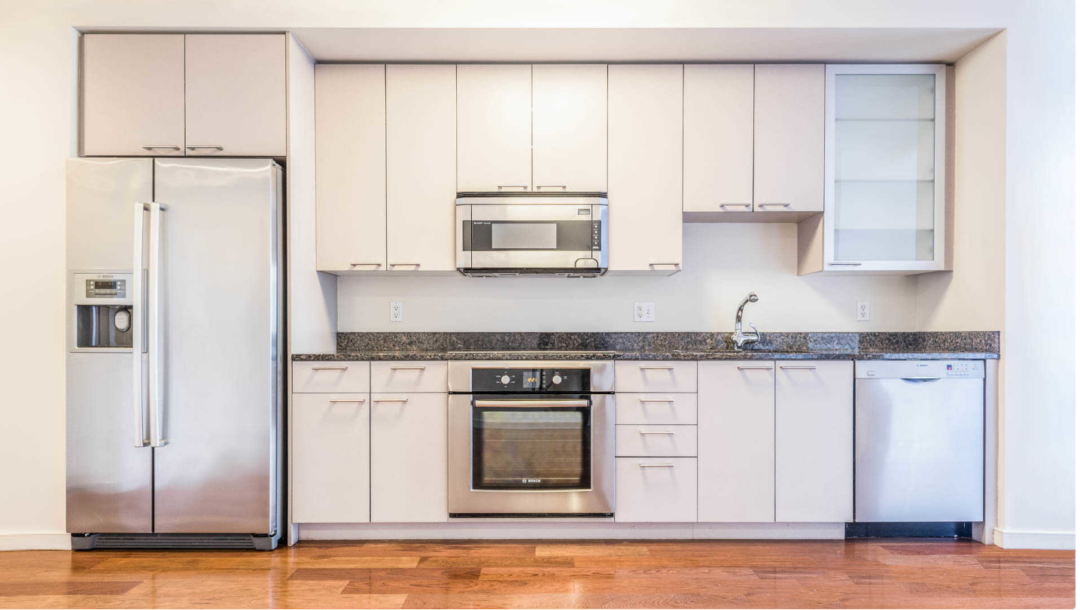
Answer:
731;292;760;350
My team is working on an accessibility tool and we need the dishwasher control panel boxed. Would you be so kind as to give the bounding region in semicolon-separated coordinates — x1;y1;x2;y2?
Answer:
856;360;985;379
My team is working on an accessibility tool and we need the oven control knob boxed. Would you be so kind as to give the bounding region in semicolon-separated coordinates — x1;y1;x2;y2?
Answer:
552;374;563;385
500;374;511;385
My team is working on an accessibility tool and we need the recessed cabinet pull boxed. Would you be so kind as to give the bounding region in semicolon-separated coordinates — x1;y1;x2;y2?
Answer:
496;185;528;190
373;397;409;403
328;399;366;404
390;365;427;370
389;263;421;268
311;366;348;371
639;463;675;468
142;145;180;151
779;365;817;370
639;430;676;435
638;397;675;403
186;145;224;151
757;203;792;209
648;263;681;269
719;203;752;210
829;262;864;266
638;365;675;370
535;185;567;190
736;366;773;370
349;262;382;268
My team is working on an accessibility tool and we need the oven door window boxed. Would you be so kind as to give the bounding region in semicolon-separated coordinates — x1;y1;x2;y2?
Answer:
472;405;592;491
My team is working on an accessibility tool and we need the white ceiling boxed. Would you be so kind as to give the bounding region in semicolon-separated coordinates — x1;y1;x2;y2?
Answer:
292;27;1000;63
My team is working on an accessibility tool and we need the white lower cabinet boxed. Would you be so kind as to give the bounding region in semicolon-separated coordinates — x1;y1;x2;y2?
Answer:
616;458;697;522
370;392;449;522
697;361;776;522
775;361;854;522
292;393;370;523
616;425;697;457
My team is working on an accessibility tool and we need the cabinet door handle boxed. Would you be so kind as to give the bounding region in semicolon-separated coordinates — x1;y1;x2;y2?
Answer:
638;365;675;370
349;262;383;268
389;263;421;268
186;145;224;151
757;203;791;209
737;366;773;370
719;203;752;210
496;185;528;191
648;263;681;270
535;185;567;191
638;397;675;403
828;262;864;267
639;463;675;468
142;145;180;151
329;399;366;404
311;366;348;371
390;366;427;370
373;397;409;403
639;430;675;435
779;365;817;370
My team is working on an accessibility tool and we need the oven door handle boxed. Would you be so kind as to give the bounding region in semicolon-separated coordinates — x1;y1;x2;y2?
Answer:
473;399;590;408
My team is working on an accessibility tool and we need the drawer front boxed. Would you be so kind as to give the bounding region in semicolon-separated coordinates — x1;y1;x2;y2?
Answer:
616;393;697;425
615;457;697;522
293;361;370;393
371;361;448;393
615;361;697;393
616;425;697;457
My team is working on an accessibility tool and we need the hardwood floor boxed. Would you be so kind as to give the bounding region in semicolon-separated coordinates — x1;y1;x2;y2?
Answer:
0;539;1072;609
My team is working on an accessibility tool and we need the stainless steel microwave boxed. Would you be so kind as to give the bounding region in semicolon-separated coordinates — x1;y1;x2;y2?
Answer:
455;194;608;277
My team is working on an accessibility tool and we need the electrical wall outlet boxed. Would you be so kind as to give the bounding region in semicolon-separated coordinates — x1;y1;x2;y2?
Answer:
390;302;404;322
857;301;870;322
634;302;655;322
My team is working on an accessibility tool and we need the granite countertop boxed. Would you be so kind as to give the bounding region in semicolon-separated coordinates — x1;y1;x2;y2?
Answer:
292;331;999;362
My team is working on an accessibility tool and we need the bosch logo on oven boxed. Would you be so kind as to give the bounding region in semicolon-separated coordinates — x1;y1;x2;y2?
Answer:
522;478;542;484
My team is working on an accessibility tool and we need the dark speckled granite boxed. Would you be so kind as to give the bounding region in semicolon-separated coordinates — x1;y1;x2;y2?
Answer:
292;331;999;361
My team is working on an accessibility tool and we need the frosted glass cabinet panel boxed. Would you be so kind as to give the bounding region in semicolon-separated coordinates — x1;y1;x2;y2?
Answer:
824;65;946;273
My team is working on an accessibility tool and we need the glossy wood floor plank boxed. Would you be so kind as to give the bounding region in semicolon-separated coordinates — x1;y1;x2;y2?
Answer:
0;539;1070;609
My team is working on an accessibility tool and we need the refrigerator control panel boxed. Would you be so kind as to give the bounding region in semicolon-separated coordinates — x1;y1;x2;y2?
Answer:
72;272;133;305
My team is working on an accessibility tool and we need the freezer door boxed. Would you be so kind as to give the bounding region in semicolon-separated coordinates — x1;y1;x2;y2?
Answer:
855;377;984;522
67;353;153;533
151;159;283;534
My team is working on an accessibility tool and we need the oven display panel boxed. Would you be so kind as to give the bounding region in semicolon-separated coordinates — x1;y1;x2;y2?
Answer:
472;368;590;393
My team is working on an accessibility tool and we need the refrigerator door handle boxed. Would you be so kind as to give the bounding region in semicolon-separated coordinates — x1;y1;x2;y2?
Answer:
132;203;150;447
149;203;168;447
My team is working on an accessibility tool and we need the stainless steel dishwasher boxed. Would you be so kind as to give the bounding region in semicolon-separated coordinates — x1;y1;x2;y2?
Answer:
855;360;985;522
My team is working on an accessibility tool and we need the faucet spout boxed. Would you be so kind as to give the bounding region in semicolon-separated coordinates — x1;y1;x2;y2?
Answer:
731;292;760;350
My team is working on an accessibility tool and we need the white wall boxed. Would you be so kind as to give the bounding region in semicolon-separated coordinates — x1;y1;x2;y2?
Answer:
0;0;1072;550
340;223;918;332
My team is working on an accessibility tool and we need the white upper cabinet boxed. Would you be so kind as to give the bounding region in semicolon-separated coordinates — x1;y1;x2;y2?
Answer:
754;64;825;213
819;64;948;274
775;361;854;522
698;361;776;522
457;64;533;192
315;64;386;272
607;65;684;274
386;65;457;272
532;64;608;193
683;65;754;213
81;35;186;156
185;35;286;157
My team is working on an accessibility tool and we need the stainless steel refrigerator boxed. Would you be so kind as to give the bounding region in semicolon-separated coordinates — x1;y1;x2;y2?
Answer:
66;158;284;550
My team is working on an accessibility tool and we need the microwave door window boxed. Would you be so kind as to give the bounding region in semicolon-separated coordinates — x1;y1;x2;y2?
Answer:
472;407;592;491
491;223;557;249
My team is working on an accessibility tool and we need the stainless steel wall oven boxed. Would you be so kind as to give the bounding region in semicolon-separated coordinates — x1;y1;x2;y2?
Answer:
448;361;615;517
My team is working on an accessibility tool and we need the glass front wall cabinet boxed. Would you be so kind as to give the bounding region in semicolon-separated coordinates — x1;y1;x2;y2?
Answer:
822;64;947;273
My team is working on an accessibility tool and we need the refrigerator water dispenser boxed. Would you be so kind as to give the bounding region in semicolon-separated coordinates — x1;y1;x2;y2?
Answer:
71;272;135;349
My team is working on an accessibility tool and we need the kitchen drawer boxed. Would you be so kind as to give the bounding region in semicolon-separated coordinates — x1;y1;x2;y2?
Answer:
372;361;448;393
292;362;370;394
615;361;697;393
616;393;697;425
615;457;697;522
616;425;697;457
